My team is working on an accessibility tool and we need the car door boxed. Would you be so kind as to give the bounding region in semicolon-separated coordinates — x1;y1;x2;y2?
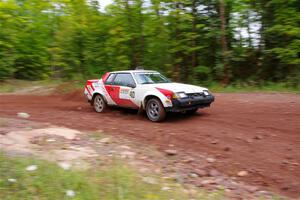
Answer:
103;73;118;105
105;73;138;108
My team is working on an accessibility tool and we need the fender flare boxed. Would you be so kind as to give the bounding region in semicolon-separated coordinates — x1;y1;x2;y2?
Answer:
142;90;170;109
91;92;107;105
143;95;161;109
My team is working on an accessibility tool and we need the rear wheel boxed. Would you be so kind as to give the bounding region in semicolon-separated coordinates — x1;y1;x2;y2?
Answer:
93;94;107;113
146;98;166;122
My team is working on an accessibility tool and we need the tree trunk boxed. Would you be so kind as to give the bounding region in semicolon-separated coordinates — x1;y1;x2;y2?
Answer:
125;0;138;69
151;0;160;18
219;0;227;49
219;0;229;85
191;0;198;79
173;1;181;81
246;10;252;48
138;0;144;68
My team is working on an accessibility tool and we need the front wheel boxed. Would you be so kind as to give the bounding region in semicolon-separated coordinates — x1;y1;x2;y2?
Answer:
93;94;107;113
146;98;166;122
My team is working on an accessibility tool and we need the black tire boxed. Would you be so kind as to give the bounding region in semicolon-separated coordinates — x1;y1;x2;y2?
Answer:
93;94;107;113
146;98;166;122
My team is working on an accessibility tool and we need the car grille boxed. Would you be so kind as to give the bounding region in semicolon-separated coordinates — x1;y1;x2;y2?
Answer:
187;92;204;98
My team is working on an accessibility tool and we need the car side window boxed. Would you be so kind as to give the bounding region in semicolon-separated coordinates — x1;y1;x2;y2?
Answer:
105;73;116;85
113;73;136;87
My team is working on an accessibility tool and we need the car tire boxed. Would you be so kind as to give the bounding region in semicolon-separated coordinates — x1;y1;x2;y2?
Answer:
146;98;166;122
93;94;107;113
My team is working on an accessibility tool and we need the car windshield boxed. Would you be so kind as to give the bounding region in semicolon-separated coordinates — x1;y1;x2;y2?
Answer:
134;73;171;84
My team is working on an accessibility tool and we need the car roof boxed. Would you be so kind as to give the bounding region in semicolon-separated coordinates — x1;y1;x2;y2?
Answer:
110;70;158;74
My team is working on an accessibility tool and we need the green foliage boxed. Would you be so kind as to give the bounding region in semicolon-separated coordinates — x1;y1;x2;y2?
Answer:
0;0;299;87
208;81;300;93
258;0;300;84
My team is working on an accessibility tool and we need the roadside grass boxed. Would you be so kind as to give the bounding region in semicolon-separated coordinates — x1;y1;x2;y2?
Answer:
0;79;83;93
0;79;59;93
87;131;105;140
0;153;225;200
208;82;300;93
1;79;299;94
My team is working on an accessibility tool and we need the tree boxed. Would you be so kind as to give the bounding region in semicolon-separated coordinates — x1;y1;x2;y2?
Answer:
219;0;230;85
0;0;298;87
260;0;300;85
0;0;18;80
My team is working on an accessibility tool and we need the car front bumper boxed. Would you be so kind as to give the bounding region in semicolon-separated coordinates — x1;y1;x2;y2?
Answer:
166;95;215;112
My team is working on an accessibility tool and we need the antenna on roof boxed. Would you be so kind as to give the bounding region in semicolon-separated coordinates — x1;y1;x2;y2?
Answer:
135;66;144;70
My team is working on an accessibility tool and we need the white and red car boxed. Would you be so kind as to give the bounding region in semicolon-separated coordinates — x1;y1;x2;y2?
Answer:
84;70;214;122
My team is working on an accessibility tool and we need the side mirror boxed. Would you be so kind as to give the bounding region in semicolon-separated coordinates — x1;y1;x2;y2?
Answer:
127;83;136;88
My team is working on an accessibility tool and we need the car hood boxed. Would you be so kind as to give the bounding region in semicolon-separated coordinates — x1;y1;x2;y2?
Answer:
149;83;208;93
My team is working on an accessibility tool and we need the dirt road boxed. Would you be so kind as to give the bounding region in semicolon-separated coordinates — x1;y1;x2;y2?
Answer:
1;91;299;198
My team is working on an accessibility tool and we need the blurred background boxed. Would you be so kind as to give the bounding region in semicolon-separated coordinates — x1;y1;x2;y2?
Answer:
0;0;299;88
1;1;300;199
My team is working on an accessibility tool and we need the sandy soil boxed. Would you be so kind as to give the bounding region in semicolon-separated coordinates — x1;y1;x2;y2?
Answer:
0;91;299;198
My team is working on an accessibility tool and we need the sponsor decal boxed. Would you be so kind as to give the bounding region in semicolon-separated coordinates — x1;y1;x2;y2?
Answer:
119;88;130;99
129;90;135;98
120;88;129;94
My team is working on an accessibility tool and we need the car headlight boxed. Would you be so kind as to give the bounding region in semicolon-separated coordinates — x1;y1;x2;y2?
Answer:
173;92;188;99
203;90;210;96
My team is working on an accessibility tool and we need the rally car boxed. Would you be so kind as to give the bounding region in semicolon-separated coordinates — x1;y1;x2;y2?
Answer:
84;70;214;122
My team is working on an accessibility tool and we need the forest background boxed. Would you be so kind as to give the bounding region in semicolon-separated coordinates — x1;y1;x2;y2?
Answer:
0;0;299;89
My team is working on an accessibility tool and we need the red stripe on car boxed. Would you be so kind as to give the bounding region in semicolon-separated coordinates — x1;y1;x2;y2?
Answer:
86;80;98;91
102;72;110;83
85;86;92;96
156;87;173;99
